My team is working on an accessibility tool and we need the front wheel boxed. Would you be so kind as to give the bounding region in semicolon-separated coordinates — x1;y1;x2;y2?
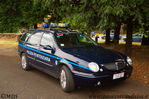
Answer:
60;66;75;92
21;53;30;70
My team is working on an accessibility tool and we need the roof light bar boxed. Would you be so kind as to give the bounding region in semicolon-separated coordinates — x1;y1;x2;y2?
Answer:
50;23;70;28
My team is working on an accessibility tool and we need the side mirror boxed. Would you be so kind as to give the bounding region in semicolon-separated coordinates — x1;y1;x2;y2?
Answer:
43;45;54;50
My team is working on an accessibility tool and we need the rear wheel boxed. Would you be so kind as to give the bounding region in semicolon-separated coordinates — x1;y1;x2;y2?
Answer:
21;53;30;70
60;66;75;92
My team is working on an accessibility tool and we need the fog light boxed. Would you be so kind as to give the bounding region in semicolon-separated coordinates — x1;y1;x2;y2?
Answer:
97;81;101;86
100;68;103;72
126;64;129;66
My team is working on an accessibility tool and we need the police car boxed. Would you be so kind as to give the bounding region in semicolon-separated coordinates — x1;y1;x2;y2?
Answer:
18;24;133;92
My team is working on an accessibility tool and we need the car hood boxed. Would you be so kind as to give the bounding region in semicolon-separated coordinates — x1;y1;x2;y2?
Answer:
61;46;124;64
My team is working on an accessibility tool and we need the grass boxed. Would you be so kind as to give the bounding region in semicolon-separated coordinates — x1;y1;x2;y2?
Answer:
98;40;141;46
0;38;18;48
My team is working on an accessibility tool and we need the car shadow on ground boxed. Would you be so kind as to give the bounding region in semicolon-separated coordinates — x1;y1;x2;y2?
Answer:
74;80;126;92
29;65;129;93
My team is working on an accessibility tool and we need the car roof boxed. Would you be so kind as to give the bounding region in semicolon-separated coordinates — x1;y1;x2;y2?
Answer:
24;28;81;34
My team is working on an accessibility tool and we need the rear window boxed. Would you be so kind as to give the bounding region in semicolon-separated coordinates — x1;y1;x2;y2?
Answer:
26;32;43;45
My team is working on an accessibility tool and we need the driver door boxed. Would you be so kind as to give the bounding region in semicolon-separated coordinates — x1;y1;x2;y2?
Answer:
36;33;56;75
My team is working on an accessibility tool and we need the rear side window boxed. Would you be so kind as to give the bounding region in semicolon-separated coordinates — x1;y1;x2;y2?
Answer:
27;32;43;45
20;32;31;42
40;33;54;48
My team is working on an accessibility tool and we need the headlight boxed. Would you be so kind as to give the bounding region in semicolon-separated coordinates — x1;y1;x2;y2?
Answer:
88;62;99;72
127;56;132;65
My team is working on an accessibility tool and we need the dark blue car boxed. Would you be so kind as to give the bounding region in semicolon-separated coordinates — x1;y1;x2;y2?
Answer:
18;29;133;92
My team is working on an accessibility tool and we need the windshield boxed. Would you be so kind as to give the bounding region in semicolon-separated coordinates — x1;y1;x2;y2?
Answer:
54;33;98;48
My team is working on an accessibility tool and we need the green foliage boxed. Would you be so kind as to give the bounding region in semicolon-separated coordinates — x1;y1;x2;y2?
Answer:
60;14;88;32
0;0;22;32
139;23;149;38
0;0;149;35
0;0;48;33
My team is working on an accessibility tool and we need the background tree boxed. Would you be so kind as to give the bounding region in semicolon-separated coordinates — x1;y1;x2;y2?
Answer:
0;0;23;32
1;0;149;56
0;0;49;32
121;0;149;56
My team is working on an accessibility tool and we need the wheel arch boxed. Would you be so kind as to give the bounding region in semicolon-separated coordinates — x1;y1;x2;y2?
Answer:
20;51;25;57
57;61;74;76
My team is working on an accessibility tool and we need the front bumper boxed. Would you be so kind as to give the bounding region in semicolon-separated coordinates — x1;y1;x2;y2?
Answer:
72;66;133;86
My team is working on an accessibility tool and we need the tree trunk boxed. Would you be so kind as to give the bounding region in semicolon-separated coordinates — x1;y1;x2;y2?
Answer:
125;22;133;56
142;36;149;45
105;29;110;45
113;24;121;44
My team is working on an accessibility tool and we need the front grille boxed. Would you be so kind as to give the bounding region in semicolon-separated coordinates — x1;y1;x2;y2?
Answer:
116;62;125;70
103;61;126;71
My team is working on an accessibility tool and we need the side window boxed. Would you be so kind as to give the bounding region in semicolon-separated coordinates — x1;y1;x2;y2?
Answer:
77;34;92;43
40;33;54;47
27;32;42;45
20;32;31;42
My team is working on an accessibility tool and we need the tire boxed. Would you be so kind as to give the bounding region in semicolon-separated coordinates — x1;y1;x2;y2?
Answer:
60;66;75;92
21;53;30;70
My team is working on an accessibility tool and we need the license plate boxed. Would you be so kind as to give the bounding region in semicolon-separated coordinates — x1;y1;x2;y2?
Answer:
113;72;124;80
